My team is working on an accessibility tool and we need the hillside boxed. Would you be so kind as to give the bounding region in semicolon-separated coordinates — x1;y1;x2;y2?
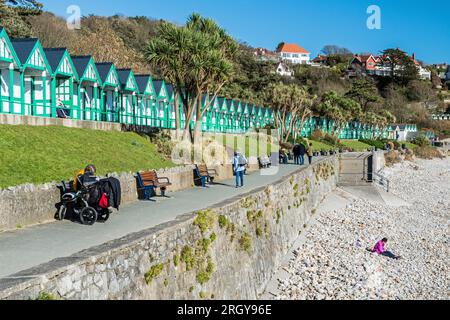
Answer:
0;125;174;189
1;0;448;137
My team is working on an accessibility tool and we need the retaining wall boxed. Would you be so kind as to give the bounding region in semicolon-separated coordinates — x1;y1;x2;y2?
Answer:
0;157;339;300
0;114;121;131
0;164;258;232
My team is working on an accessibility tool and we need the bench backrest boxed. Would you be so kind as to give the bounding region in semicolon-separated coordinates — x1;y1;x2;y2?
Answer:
197;164;209;177
138;171;157;187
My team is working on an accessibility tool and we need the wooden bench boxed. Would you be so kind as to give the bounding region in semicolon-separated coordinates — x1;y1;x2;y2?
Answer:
258;155;272;169
194;164;218;187
136;170;172;199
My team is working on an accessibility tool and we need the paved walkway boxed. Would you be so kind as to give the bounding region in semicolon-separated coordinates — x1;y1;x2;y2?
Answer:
0;159;324;279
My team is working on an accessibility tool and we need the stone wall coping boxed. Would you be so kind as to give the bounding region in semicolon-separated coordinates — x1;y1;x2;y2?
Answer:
0;165;197;193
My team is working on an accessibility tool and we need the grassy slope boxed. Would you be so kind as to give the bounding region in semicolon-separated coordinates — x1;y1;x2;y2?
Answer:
340;140;372;152
0;125;174;189
306;139;334;151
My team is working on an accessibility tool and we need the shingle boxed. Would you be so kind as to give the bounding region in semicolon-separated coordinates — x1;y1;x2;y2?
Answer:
135;75;151;94
166;84;175;98
11;38;38;64
153;80;165;96
43;48;66;73
116;69;132;87
95;62;114;83
71;56;91;78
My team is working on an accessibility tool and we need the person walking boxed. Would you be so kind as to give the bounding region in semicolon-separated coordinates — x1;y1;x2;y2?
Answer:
306;143;314;165
298;142;306;165
232;151;247;188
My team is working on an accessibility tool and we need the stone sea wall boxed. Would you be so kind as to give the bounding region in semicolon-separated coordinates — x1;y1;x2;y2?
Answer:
0;157;339;300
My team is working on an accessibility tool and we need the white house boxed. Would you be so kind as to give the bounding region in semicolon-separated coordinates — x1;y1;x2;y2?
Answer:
276;62;294;77
277;43;310;65
411;53;431;80
417;65;431;80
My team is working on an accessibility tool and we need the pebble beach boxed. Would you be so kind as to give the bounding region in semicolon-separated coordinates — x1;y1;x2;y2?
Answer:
273;158;450;300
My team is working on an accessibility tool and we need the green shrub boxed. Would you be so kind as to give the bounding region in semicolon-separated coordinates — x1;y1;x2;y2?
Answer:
35;292;58;300
144;263;165;284
412;135;431;147
193;210;216;234
239;233;252;252
359;139;385;150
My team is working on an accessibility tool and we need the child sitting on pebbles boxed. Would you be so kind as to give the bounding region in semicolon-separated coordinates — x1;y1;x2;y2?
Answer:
367;238;401;260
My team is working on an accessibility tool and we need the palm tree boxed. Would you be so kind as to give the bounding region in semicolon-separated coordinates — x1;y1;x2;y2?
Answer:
146;13;237;141
266;83;313;143
317;91;362;137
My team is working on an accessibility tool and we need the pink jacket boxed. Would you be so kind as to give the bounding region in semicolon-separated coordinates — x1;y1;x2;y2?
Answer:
373;240;385;254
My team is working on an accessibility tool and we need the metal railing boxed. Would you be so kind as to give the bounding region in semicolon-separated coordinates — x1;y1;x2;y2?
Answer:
371;171;390;193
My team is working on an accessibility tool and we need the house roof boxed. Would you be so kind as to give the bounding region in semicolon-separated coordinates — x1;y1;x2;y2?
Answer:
135;75;151;94
166;84;175;98
277;43;310;54
254;47;277;58
153;80;166;96
116;69;132;86
354;54;374;63
312;54;327;62
217;97;226;107
11;38;39;64
43;48;66;72
95;62;114;83
71;56;92;77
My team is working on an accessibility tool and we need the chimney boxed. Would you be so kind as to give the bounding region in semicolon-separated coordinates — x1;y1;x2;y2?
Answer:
412;53;415;60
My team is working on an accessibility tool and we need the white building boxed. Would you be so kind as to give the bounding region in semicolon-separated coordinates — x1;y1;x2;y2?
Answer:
276;62;294;77
277;43;310;65
417;65;431;80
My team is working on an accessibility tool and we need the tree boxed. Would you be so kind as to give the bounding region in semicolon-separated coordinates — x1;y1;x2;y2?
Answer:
0;0;42;37
321;45;352;56
276;42;285;52
5;0;42;13
345;79;380;111
317;91;362;136
146;13;238;141
265;83;313;143
382;48;419;85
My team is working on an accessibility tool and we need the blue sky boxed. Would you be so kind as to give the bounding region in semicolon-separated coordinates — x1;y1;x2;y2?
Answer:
40;0;450;64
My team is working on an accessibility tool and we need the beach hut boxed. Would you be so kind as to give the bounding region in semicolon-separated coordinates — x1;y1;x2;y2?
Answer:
117;69;138;125
11;38;51;117
96;62;120;122
44;48;79;119
135;75;156;127
152;80;169;128
0;27;21;114
71;55;101;121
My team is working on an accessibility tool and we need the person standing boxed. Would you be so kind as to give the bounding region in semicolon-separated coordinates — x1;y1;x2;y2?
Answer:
232;151;247;188
298;142;306;165
293;144;301;165
306;143;314;165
